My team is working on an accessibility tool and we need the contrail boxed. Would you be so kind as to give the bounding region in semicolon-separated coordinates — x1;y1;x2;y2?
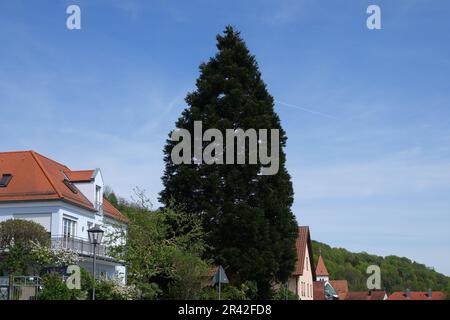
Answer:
275;100;337;119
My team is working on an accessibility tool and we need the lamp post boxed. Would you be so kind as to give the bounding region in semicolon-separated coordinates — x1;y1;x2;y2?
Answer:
87;226;104;301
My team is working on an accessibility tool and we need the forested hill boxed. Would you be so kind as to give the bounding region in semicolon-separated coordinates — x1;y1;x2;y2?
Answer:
312;241;450;294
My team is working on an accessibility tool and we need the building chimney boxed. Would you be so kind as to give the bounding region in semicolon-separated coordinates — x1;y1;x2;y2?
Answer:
427;289;432;299
405;288;411;299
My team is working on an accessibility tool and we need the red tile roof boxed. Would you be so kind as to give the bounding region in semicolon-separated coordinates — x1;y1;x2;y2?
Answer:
388;291;445;300
293;226;315;276
369;291;388;300
0;151;127;223
315;255;329;276
68;170;95;182
313;281;325;300
330;280;349;300
103;198;128;223
346;291;387;300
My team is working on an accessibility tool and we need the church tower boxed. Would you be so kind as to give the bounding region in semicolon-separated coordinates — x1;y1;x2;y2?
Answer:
315;254;330;282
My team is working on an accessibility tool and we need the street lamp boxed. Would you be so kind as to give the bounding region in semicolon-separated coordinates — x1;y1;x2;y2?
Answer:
87;226;104;300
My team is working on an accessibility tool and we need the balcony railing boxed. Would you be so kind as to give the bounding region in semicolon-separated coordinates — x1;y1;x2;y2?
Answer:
51;236;111;259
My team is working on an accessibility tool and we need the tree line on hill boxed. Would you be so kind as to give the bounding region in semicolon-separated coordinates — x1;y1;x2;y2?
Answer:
312;241;450;296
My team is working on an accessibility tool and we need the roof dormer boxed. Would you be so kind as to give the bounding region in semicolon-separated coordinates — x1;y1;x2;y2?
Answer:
71;168;104;214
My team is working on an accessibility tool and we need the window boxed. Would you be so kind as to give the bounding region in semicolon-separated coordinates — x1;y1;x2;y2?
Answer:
63;218;76;238
0;174;12;187
95;185;101;204
63;179;78;194
306;257;309;271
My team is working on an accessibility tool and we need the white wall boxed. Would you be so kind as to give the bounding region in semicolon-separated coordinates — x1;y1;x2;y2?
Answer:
0;201;61;233
79;258;126;285
0;200;127;284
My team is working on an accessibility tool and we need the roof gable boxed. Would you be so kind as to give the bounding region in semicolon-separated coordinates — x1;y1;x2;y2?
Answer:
293;226;315;277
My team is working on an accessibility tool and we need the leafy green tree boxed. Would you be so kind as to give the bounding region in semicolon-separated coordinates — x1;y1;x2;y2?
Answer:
108;192;210;299
0;219;49;275
445;285;450;300
312;240;450;293
167;248;209;299
159;26;298;299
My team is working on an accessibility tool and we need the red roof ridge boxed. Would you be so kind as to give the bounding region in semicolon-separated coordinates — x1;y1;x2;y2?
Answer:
0;150;34;155
29;151;63;199
32;151;71;171
29;152;95;212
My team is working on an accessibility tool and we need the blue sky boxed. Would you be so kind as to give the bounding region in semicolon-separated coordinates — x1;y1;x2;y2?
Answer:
1;0;450;276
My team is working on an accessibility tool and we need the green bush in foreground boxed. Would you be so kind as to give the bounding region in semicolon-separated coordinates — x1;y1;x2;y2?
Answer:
38;273;84;300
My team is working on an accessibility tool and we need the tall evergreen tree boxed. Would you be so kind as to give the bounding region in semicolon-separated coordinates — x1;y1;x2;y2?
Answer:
160;26;298;298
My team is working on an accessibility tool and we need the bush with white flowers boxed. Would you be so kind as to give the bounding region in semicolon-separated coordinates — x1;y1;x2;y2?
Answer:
31;241;79;267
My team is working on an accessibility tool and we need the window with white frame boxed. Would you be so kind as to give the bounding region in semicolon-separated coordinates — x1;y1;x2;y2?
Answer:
63;218;76;238
95;185;101;204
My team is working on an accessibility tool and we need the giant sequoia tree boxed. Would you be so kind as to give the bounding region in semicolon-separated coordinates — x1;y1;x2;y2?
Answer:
160;26;298;298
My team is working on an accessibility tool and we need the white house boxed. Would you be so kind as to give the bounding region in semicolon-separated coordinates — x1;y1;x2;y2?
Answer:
288;226;315;300
0;151;128;284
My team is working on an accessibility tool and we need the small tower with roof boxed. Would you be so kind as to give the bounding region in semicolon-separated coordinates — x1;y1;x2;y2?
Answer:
315;253;330;282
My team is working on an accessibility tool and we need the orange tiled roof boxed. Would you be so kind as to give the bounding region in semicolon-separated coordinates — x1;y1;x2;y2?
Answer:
313;281;325;300
68;170;95;182
315;255;329;276
293;226;315;276
369;291;388;300
0;151;127;223
346;291;386;300
388;291;445;300
330;280;349;300
103;198;128;223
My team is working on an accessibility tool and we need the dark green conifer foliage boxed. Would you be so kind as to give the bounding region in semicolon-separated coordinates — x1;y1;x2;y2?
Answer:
160;26;298;298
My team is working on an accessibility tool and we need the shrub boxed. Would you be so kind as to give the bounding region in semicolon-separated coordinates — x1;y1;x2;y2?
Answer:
31;241;79;267
272;286;299;300
199;284;250;300
38;273;84;300
93;280;138;300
